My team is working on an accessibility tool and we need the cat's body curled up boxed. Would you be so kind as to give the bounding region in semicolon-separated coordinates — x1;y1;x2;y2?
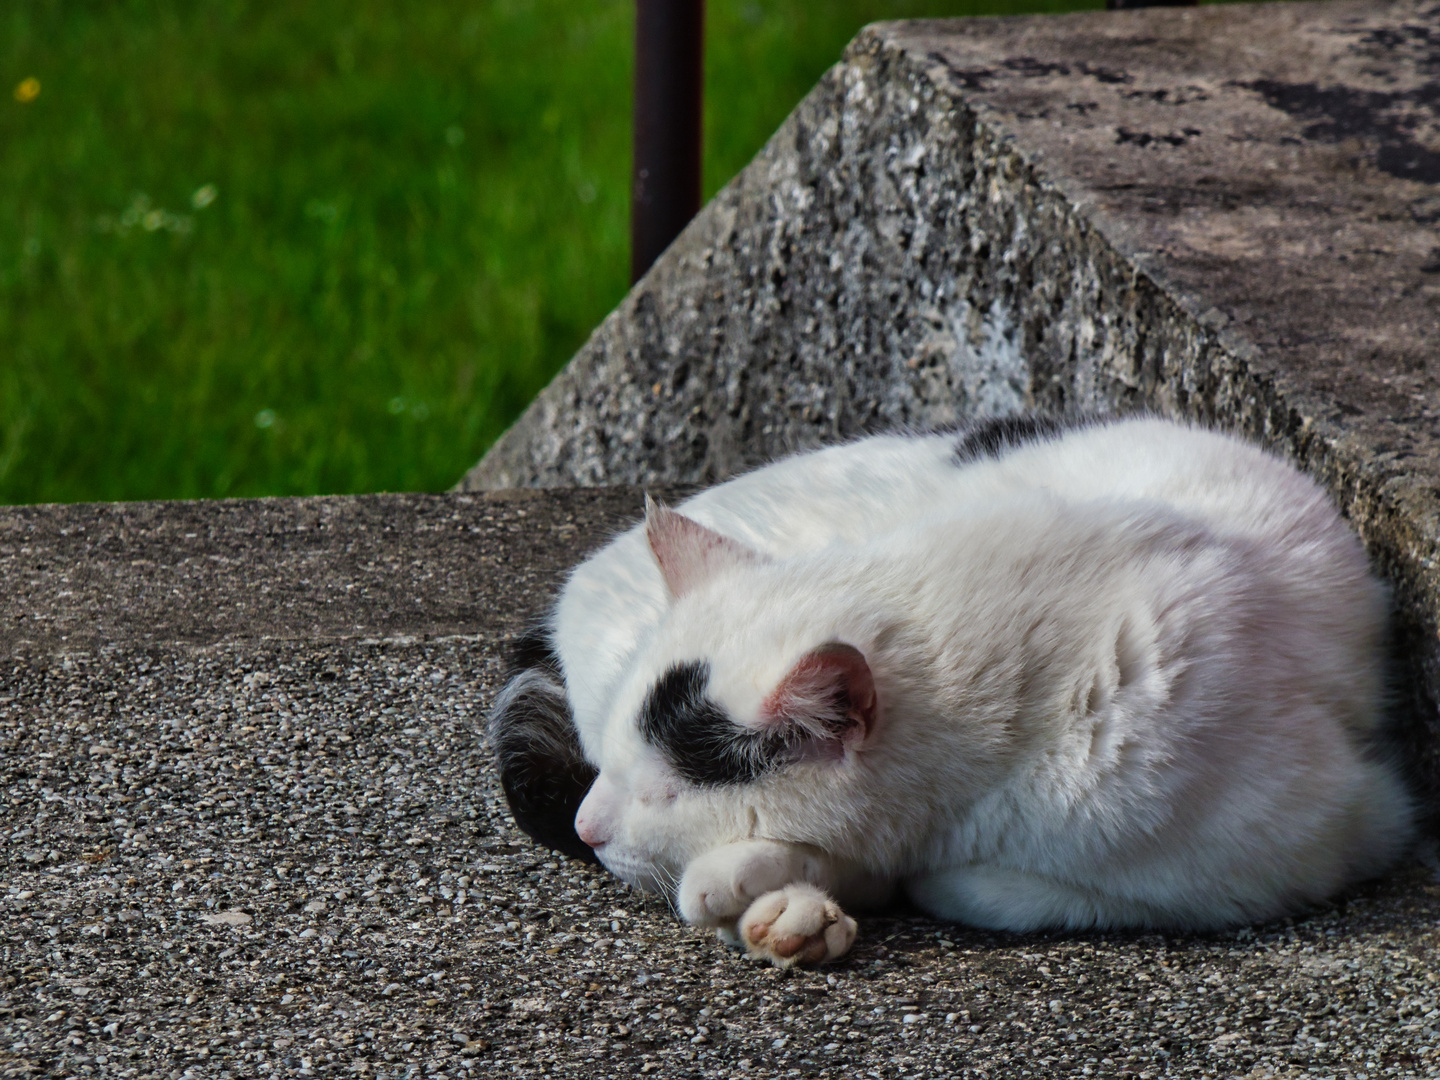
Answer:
490;417;1414;966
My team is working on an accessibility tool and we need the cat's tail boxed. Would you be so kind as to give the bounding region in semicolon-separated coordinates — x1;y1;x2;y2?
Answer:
487;625;599;863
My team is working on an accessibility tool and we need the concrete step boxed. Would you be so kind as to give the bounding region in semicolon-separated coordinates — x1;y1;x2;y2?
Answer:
0;490;642;655
3;488;1439;1078
461;0;1440;804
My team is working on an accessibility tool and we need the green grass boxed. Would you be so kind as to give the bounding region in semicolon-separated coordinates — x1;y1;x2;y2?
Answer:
1;0;1098;504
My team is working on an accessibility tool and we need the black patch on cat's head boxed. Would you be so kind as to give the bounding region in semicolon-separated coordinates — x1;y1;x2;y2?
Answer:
953;414;1072;464
639;661;791;787
487;625;599;863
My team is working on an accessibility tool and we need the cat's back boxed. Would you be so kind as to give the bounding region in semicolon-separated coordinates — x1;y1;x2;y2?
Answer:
690;418;1343;553
576;417;1334;571
676;431;962;553
985;418;1345;549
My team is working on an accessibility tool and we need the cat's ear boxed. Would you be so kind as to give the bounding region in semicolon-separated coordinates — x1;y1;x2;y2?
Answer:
761;643;878;756
645;494;763;598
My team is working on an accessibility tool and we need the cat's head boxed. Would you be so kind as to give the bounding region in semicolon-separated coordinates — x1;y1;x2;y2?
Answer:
489;499;885;895
570;500;882;894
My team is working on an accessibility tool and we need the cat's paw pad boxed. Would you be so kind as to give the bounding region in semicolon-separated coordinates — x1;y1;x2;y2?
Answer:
738;884;857;968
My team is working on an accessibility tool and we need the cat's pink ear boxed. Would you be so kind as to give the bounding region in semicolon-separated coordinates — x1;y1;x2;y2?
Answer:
761;643;878;755
645;495;763;598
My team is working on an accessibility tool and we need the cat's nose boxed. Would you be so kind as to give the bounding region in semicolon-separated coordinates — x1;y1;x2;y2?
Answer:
575;812;610;849
575;772;619;848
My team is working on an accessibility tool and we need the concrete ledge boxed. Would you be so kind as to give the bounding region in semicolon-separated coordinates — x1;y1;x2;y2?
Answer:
4;492;1440;1078
0;491;646;654
459;0;1440;796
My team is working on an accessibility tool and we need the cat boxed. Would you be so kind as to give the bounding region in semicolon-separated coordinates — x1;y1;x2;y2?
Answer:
489;415;1415;966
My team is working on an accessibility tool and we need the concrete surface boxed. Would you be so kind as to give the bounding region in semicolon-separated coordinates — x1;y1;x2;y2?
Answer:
10;3;1440;1077
4;492;1440;1080
456;0;1440;804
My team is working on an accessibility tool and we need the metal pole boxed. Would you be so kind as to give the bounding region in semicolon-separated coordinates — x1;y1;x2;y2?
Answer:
631;0;704;284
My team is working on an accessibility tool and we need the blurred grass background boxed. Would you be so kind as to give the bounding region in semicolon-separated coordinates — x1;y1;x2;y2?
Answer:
1;0;1098;504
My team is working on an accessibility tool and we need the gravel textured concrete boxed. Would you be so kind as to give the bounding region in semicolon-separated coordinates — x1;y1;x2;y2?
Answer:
4;492;1440;1079
456;0;1440;805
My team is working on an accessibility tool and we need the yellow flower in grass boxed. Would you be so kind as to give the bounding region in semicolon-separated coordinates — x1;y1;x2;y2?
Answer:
14;78;40;103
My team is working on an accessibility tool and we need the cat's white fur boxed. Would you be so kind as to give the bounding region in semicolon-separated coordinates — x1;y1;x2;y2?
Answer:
554;419;1413;965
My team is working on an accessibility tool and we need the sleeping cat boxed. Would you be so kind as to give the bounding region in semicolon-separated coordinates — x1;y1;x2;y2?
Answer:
489;416;1415;966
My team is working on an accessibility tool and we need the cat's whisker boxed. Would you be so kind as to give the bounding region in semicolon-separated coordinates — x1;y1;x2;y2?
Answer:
653;863;681;915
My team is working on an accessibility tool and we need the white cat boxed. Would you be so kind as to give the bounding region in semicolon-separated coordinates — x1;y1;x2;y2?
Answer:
489;416;1414;966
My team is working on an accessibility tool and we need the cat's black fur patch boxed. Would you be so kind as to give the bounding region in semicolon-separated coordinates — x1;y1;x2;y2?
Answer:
953;414;1070;464
508;623;563;673
488;626;599;863
640;661;791;787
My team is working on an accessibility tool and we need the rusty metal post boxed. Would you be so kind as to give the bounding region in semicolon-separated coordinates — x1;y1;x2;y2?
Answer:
631;0;704;283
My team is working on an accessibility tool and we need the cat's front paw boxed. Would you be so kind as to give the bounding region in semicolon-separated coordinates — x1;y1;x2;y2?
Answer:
738;884;857;968
678;841;806;927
